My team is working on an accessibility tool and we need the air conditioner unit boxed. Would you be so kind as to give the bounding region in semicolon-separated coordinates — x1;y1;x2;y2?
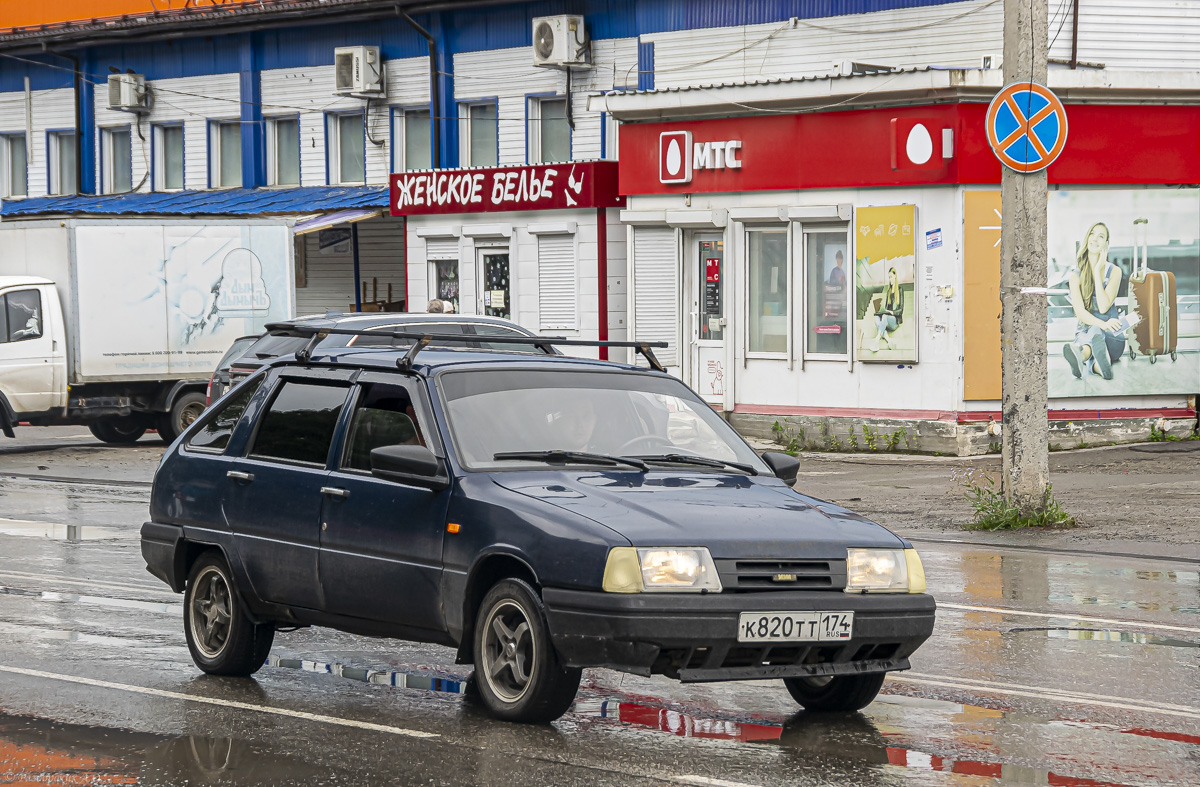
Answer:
532;15;590;69
107;73;149;113
334;46;385;97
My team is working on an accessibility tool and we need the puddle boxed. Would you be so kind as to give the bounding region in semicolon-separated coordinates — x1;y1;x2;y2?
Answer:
267;655;467;695
1012;627;1200;648
0;517;129;541
0;584;180;616
0;620;183;651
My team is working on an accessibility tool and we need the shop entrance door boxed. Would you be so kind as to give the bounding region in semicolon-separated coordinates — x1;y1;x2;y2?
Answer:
687;234;726;404
478;249;511;319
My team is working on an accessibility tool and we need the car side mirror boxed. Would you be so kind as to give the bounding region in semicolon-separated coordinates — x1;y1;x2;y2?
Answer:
370;445;449;490
761;451;800;487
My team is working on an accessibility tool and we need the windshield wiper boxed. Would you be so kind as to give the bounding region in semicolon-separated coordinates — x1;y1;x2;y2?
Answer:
493;450;648;472
631;453;757;475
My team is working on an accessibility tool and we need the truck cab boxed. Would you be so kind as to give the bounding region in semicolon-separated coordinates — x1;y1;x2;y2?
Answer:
0;276;67;424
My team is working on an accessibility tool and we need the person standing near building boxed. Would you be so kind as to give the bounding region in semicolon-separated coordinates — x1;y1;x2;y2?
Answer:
427;299;445;313
1062;222;1125;380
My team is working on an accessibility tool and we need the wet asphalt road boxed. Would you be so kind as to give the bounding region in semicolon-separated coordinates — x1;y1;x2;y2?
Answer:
0;428;1198;786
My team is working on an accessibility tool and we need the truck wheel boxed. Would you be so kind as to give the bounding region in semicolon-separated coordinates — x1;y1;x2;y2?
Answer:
159;392;207;444
472;578;581;723
783;673;886;713
89;418;146;444
183;552;274;676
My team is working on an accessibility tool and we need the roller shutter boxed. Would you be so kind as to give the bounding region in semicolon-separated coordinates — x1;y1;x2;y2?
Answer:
631;226;679;367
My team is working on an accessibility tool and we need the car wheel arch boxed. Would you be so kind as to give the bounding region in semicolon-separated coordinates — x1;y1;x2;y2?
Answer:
454;551;540;665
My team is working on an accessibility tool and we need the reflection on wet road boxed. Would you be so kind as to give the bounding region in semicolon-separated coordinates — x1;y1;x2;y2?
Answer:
0;438;1198;785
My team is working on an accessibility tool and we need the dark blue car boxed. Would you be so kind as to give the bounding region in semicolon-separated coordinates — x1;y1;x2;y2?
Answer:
142;334;935;723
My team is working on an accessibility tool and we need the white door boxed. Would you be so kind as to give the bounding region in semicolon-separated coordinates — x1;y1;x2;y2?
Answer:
0;285;63;415
477;248;511;320
687;234;726;403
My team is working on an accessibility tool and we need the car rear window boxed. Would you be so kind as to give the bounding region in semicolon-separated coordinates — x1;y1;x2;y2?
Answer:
215;336;259;372
244;333;309;360
187;377;264;453
249;381;349;466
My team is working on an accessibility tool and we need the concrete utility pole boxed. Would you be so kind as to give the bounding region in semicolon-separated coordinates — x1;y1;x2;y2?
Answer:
1000;0;1050;512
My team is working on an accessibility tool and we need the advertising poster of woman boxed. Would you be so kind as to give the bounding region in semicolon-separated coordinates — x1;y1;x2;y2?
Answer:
855;205;918;362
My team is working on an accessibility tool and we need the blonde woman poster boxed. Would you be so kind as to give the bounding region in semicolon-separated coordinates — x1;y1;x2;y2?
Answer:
855;205;918;362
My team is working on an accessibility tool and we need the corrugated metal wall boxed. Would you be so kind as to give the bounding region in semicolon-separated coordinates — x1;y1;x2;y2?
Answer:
295;215;406;315
1047;0;1200;69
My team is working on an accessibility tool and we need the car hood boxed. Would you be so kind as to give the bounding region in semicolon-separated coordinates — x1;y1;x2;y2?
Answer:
489;471;905;558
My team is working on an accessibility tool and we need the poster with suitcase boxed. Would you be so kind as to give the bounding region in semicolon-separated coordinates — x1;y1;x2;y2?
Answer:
1046;189;1199;397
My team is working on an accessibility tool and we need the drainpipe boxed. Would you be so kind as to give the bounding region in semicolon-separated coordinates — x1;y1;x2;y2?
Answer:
399;10;441;169
352;223;363;312
596;207;609;360
43;46;85;194
1069;0;1080;69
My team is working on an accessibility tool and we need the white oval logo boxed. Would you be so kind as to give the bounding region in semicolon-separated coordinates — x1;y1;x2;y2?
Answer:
906;123;933;165
665;139;682;176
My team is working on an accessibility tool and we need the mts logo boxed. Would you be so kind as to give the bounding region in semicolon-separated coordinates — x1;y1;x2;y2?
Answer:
659;131;742;184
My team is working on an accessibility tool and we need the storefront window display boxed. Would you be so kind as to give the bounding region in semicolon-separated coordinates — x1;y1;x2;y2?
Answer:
805;230;850;356
433;260;460;312
747;229;788;354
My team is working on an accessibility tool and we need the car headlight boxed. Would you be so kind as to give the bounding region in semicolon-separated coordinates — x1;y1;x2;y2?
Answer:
602;547;722;593
845;548;925;593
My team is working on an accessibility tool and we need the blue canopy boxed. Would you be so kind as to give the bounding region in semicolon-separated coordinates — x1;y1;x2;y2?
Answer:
0;185;391;218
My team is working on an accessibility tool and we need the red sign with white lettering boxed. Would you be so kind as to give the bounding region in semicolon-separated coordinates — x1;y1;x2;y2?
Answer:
617;104;1200;194
390;161;624;216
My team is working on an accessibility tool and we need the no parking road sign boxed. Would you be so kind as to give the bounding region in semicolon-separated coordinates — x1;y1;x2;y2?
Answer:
986;82;1068;173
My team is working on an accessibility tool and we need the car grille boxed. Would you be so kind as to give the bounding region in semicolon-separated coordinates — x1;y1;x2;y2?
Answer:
714;558;846;591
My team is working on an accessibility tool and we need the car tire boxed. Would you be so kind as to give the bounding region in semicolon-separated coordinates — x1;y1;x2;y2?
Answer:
183;552;274;677
89;417;147;444
783;672;886;713
159;392;207;444
472;578;581;723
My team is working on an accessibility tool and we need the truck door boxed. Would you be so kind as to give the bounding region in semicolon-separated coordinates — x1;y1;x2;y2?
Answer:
0;285;60;414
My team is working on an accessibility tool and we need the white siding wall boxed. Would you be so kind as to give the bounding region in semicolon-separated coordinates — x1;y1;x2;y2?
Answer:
1047;0;1200;69
453;38;637;166
260;56;429;187
0;87;75;199
295;215;406;315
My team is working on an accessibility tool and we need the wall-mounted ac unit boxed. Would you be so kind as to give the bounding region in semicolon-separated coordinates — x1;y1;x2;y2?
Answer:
107;73;149;113
334;46;385;97
532;15;590;69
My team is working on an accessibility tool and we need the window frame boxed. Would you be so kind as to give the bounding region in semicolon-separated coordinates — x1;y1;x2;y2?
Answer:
265;114;301;187
390;105;433;173
208;119;243;189
1;288;43;344
457;98;499;168
526;93;571;165
0;132;28;198
325;110;367;185
152;122;185;192
245;377;353;468
800;223;854;362
183;375;266;456
743;223;793;361
99;125;133;195
46;128;78;196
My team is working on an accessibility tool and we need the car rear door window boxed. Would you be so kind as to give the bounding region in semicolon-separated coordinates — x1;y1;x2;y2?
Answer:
250;381;349;466
341;383;427;471
187;377;264;453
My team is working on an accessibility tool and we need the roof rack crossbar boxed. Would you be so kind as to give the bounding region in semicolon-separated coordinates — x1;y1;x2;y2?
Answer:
294;330;329;364
283;325;669;371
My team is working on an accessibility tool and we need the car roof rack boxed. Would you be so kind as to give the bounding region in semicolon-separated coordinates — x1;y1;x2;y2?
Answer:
285;325;669;373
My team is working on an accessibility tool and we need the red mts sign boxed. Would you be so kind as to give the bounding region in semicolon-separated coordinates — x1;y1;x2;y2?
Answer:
617;104;1200;194
390;161;624;216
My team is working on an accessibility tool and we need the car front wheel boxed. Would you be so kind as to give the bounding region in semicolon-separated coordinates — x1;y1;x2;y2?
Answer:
783;672;886;712
183;552;274;676
472;578;581;723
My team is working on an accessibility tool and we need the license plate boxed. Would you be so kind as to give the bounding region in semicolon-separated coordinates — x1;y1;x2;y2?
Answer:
737;611;854;643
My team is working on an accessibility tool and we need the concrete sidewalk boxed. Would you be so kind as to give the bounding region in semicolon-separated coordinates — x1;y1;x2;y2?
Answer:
765;440;1200;562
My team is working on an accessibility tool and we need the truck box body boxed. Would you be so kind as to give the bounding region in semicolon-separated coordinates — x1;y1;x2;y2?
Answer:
0;219;295;384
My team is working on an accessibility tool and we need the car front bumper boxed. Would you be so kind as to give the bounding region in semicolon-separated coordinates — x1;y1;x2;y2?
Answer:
542;588;935;683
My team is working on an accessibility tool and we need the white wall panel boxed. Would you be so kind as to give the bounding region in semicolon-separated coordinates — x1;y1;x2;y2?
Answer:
1048;0;1200;69
0;88;77;199
295;215;406;315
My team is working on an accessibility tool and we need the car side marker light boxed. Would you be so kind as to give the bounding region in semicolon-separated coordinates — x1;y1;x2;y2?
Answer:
904;549;926;594
447;523;461;534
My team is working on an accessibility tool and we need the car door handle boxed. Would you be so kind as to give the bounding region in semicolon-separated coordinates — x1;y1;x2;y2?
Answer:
227;471;254;482
321;486;350;499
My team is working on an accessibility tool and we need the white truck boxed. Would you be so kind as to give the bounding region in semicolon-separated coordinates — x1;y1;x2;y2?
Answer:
0;219;294;443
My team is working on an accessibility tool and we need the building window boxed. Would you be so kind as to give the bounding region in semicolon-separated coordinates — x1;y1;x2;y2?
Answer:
210;120;242;188
528;97;569;164
100;127;132;194
747;228;788;354
459;102;497;167
48;131;77;195
804;229;851;358
0;133;26;198
327;112;365;184
392;109;431;172
267;117;300;186
154;124;184;191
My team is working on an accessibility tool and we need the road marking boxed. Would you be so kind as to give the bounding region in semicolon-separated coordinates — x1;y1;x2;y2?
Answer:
890;672;1200;719
0;569;169;596
675;777;764;787
939;602;1200;636
0;664;439;739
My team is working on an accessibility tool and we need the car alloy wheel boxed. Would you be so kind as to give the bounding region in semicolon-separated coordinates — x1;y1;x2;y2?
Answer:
481;599;536;702
189;565;233;659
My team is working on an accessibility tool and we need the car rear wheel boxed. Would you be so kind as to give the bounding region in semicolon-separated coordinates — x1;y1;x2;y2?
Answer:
472;578;581;723
783;672;886;712
89;417;146;444
183;552;274;676
159;392;207;444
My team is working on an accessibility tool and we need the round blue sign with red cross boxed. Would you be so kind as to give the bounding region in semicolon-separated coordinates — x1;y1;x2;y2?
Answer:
986;82;1068;173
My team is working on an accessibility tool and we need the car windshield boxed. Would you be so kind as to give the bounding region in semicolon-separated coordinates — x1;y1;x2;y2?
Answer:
440;369;769;473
